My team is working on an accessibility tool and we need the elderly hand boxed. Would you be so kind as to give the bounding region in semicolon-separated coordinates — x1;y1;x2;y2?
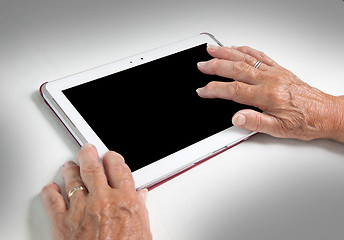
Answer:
197;44;344;143
41;144;152;240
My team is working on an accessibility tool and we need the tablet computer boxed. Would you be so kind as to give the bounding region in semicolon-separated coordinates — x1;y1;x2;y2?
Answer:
40;33;256;189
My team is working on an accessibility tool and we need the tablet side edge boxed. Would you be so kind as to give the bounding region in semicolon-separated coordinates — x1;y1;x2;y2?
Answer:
40;83;87;147
143;131;259;191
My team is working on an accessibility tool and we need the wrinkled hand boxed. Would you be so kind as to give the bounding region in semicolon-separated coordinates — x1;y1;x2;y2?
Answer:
197;44;344;143
41;144;152;240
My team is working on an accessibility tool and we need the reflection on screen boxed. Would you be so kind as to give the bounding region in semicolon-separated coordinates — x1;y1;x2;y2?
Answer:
63;44;254;171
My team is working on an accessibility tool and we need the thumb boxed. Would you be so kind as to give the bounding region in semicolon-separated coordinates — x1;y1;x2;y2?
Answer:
232;109;280;137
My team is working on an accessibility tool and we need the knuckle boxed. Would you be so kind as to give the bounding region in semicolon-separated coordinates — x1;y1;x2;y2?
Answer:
227;81;241;100
82;161;104;175
221;46;230;53
87;193;108;214
275;74;287;83
266;86;282;103
266;83;293;107
254;68;265;80
106;151;125;163
250;114;262;132
92;192;139;217
42;189;60;206
237;46;249;53
118;195;141;217
243;54;255;65
118;178;133;188
111;162;134;186
112;161;131;175
209;58;221;72
257;50;267;60
66;179;82;191
203;81;220;97
90;188;110;203
41;185;51;196
116;154;125;163
223;47;235;58
205;81;218;91
233;62;249;76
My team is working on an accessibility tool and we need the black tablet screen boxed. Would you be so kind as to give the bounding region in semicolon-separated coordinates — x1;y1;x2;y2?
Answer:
63;44;250;171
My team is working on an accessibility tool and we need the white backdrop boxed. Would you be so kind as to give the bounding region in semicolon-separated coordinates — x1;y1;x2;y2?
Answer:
1;0;344;239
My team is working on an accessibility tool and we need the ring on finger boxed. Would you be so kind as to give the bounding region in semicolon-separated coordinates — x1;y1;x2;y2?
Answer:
253;60;262;69
68;185;88;201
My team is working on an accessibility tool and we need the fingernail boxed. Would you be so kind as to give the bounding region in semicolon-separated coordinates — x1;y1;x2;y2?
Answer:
230;45;238;49
232;114;246;126
63;161;76;167
207;43;219;50
196;87;204;94
197;61;206;68
44;182;56;187
82;143;94;149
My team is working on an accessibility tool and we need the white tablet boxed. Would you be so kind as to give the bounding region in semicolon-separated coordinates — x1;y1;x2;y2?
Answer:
40;33;256;190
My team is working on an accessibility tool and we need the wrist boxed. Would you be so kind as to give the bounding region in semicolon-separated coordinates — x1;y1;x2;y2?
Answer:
327;95;344;143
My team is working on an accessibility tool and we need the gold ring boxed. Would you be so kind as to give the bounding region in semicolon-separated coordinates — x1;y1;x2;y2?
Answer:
68;185;87;201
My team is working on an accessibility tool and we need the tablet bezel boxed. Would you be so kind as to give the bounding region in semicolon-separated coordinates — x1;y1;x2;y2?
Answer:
41;33;255;189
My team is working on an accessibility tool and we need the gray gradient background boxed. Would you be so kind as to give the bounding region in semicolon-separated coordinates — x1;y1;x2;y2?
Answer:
1;0;344;239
